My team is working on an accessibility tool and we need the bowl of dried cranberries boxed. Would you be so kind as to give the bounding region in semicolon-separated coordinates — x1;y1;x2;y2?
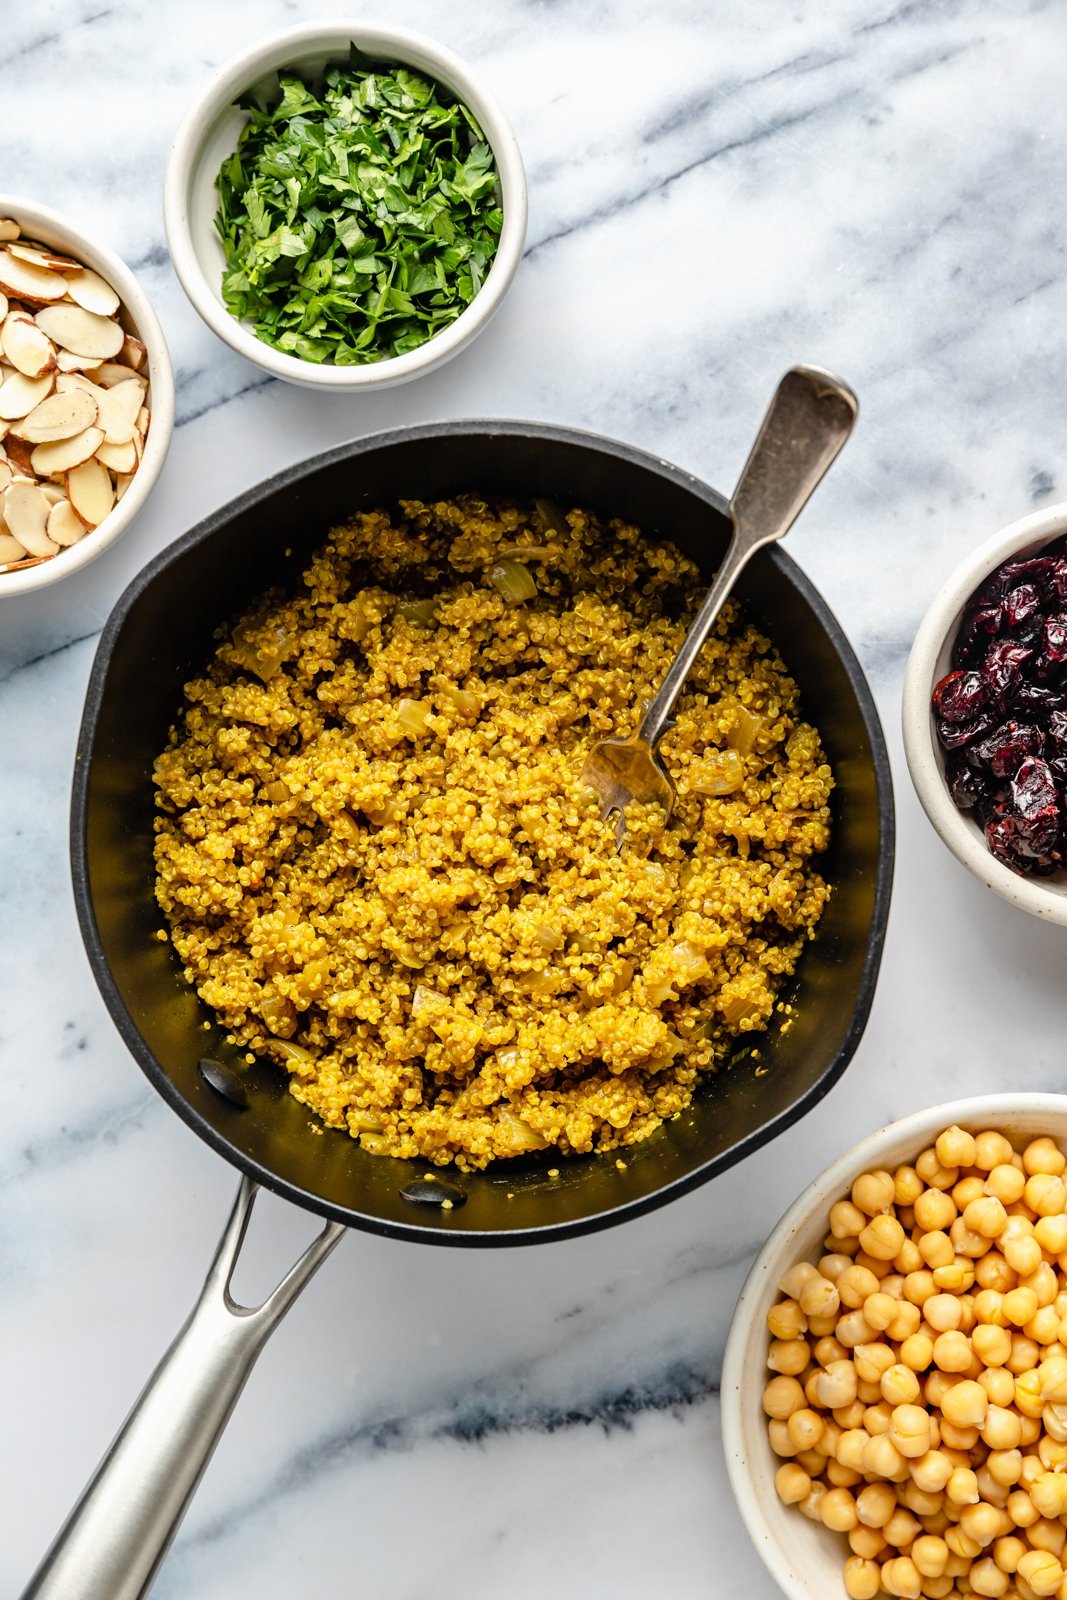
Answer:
903;500;1067;922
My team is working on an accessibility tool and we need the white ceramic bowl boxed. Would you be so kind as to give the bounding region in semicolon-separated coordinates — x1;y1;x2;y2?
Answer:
902;501;1067;924
164;22;527;392
0;195;174;598
721;1092;1067;1600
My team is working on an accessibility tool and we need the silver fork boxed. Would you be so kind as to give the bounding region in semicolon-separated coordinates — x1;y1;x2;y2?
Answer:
581;364;859;846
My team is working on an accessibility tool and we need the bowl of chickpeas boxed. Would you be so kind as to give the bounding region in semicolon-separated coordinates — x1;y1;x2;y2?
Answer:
721;1096;1067;1600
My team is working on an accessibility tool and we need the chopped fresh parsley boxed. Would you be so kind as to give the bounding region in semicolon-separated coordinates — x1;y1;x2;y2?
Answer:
214;45;503;365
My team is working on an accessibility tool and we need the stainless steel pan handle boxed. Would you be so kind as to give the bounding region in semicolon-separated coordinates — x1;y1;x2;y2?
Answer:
22;1178;346;1600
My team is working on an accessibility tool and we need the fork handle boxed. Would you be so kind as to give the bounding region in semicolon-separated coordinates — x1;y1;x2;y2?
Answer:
638;364;857;750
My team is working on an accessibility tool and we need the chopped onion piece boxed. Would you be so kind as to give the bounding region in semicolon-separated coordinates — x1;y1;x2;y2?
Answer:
692;749;745;795
396;697;433;738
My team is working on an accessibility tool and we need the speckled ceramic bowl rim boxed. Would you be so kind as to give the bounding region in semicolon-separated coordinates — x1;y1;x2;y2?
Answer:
0;194;174;598
163;21;528;391
721;1092;1067;1600
902;499;1067;925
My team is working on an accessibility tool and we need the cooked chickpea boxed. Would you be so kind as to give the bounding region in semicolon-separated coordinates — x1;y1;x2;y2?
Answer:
947;1465;980;1505
799;1274;840;1318
1023;1262;1060;1307
806;1312;839;1338
880;1556;922;1598
917;1148;960;1189
985;1163;1027;1204
893;1165;923;1205
933;1330;973;1372
937;1126;977;1169
815;1360;858;1409
899;1332;935;1372
836;1311;876;1348
852;1170;895;1217
883;1507;921;1547
919;1230;955;1269
767;1418;794;1455
814;1334;848;1367
940;1419;980;1449
763;1375;806;1418
819;1485;858;1531
886;1301;922;1341
959;1501;1002;1547
1030;1472;1067;1519
778;1261;820;1298
973;1324;1013;1366
848;1525;886;1559
1006;1487;1039;1527
833;1400;866;1429
836;1263;882;1307
842;1555;881;1600
767;1298;807;1340
974;1130;1016;1171
1004;1286;1040;1325
965;1196;1009;1239
916;1189;958;1231
861;1292;896;1332
954;1173;987;1208
818;1252;853;1283
1017;1549;1065;1595
1008;1331;1041;1374
924;1293;962;1333
768;1337;810;1376
797;1480;828;1521
858;1213;904;1262
980;1404;1023;1451
1038;1434;1067;1470
888;1403;931;1458
951;1215;992;1259
932;1259;974;1293
774;1462;811;1503
992;1533;1027;1573
855;1479;896;1527
979;1368;1016;1408
911;1533;950;1577
911;1448;953;1492
862;1400;892;1436
1031;1305;1065;1344
835;1428;869;1471
968;1555;1009;1596
1024;1138;1067;1178
1037;1215;1067;1255
786;1408;825;1452
945;1523;982;1559
1028;1515;1067;1556
986;1448;1023;1488
881;1363;921;1405
853;1342;894;1383
1044;1401;1067;1441
942;1379;988;1428
830;1199;868;1238
975;1256;1015;1294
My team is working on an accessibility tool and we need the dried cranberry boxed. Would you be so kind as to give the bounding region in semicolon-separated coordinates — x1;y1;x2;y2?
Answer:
1049;710;1067;747
1052;561;1067;605
981;639;1032;702
946;752;993;809
952;603;1003;669
969;721;1045;777
937;713;995;751
999;556;1055;592
1014;682;1067;714
933;670;989;723
1004;583;1041;628
1045;615;1067;662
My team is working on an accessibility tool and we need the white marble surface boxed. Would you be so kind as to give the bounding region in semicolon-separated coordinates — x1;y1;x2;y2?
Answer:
3;1;1067;1595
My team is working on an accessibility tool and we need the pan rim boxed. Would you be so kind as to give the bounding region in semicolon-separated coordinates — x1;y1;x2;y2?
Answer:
69;418;895;1246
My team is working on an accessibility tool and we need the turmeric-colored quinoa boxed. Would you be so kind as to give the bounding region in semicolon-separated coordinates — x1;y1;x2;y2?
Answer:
153;497;833;1169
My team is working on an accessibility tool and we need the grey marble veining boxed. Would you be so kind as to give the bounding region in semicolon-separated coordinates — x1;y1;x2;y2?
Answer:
3;1;1067;1596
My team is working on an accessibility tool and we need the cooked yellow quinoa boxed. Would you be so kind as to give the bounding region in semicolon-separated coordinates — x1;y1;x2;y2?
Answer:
153;497;833;1169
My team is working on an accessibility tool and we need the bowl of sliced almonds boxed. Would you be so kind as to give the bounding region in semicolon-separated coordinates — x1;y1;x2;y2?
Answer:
0;195;174;595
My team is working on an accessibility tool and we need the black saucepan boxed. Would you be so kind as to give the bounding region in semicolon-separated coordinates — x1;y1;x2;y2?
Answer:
25;422;892;1600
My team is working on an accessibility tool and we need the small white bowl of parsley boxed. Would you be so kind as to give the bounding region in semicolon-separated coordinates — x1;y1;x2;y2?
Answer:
164;23;527;389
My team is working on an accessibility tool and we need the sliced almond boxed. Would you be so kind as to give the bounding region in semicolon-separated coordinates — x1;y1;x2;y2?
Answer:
0;220;19;243
64;267;120;316
137;405;150;433
34;304;124;360
93;361;146;390
0;461;11;492
0;531;28;564
10;388;98;444
2;482;59;555
8;242;82;272
0;291;7;322
96;380;142;445
56;373;99;395
114;472;133;503
0;369;55;418
0;250;69;302
67;457;114;530
38;482;67;506
1;314;57;379
30;426;104;477
121;335;146;371
95;437;137;473
4;437;38;477
56;349;104;373
46;498;87;546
